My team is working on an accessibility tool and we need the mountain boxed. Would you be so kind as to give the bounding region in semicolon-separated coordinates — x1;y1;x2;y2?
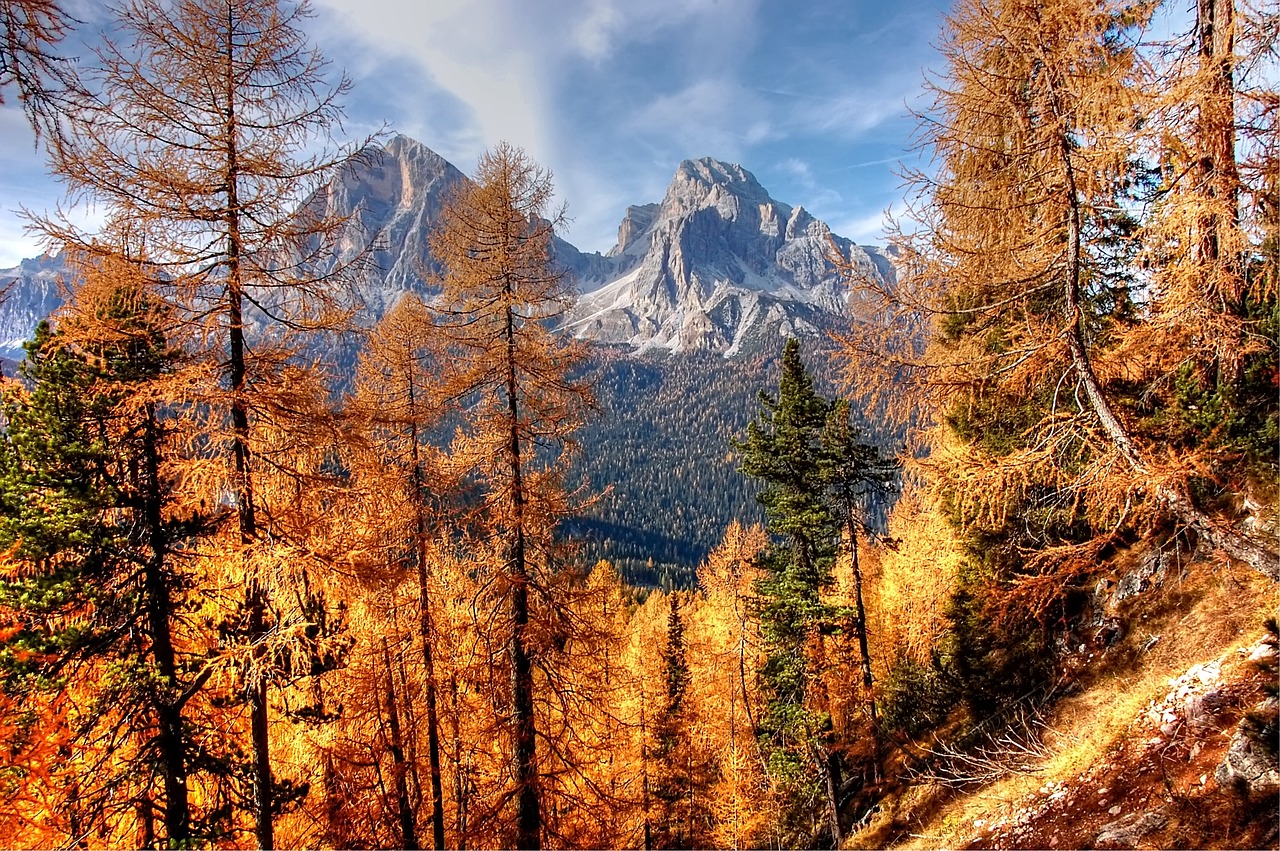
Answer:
0;137;889;359
0;138;895;584
302;134;615;314
563;157;893;356
305;139;891;358
303;134;466;314
0;254;67;367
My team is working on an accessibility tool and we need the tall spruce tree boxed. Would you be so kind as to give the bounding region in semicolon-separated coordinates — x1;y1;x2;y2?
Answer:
821;399;896;771
651;592;711;850
737;338;837;841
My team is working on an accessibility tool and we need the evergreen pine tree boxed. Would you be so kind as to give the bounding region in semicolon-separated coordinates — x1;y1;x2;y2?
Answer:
651;593;696;849
737;338;837;840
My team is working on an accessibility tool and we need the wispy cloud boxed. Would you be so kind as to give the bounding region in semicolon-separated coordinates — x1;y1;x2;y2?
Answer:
0;0;953;265
626;78;776;161
832;206;899;246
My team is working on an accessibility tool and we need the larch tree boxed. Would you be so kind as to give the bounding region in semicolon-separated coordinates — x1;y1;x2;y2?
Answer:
1133;0;1278;523
691;523;775;850
0;0;74;138
34;0;366;845
820;399;896;772
650;592;697;849
839;0;1276;642
349;292;451;850
429;142;593;851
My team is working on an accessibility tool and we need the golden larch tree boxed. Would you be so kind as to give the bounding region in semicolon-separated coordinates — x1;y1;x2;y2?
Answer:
430;142;593;850
34;0;368;845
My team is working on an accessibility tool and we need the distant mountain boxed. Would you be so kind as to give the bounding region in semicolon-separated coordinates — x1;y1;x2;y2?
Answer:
305;139;891;357
564;157;893;356
302;134;616;316
0;254;67;366
0;137;890;359
0;138;896;585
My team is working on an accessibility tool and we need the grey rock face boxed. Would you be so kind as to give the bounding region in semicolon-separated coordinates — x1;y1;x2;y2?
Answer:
0;140;891;362
0;254;68;365
1094;811;1167;848
1215;702;1280;798
564;157;890;356
300;134;467;316
302;133;618;315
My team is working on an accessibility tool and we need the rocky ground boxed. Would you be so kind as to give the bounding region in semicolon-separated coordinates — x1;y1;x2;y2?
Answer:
963;643;1277;850
853;557;1278;851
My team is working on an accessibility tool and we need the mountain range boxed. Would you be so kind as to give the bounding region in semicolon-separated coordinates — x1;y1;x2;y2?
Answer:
0;134;889;363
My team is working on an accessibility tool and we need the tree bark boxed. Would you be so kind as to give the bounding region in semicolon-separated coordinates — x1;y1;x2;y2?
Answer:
408;375;447;850
843;508;883;779
1196;0;1239;274
384;641;420;851
140;402;190;846
505;299;541;850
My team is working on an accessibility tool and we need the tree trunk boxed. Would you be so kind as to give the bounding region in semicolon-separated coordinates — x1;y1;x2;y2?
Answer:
450;674;468;851
1057;131;1278;582
408;376;447;850
1196;0;1239;278
384;641;420;851
221;22;274;843
248;602;273;850
640;694;652;851
140;403;190;846
505;301;541;850
844;510;882;778
821;745;842;847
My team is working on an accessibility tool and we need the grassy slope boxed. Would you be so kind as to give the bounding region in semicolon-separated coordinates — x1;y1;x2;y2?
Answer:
851;556;1277;850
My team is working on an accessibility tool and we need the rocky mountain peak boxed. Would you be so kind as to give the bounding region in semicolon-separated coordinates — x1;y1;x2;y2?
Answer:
608;203;661;258
0;137;890;362
671;158;769;200
566;157;891;357
659;158;775;224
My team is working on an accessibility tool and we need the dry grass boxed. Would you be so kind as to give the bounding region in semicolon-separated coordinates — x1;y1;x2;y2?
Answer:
856;556;1276;851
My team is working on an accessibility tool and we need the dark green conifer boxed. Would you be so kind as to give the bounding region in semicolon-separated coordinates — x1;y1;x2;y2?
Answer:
0;272;209;847
737;338;837;839
651;593;692;849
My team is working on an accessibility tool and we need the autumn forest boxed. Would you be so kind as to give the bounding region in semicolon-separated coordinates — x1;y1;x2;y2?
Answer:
0;0;1276;849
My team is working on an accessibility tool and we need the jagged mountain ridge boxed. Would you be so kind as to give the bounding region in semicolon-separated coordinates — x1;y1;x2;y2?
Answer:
305;136;890;358
0;135;888;360
565;157;893;356
0;254;71;366
300;135;613;315
0;136;893;581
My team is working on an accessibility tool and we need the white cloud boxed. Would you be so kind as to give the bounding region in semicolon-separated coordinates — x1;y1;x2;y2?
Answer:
831;206;897;246
313;0;558;165
568;0;762;64
626;78;777;161
777;157;814;187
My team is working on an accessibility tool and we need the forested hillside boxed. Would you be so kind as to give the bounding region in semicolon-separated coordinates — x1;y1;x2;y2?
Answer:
569;345;893;588
0;0;1274;849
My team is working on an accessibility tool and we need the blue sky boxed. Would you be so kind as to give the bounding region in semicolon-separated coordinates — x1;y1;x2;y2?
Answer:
0;0;953;266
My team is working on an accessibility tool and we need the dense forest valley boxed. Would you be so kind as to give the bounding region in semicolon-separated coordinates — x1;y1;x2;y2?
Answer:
570;345;894;588
0;0;1277;849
